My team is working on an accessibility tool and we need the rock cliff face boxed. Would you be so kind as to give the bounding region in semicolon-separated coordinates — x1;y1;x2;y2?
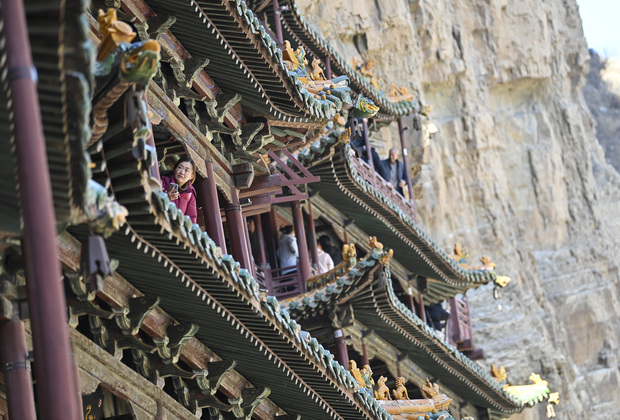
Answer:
295;0;620;418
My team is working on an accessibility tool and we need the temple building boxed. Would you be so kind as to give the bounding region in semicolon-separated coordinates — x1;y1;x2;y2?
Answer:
0;0;558;419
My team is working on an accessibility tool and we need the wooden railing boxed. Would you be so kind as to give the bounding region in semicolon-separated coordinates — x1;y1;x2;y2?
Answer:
447;296;474;352
263;264;306;299
348;154;418;223
305;260;348;291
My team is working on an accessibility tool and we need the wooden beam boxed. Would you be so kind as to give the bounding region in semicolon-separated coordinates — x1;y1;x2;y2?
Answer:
254;0;272;14
239;194;273;217
57;233;278;419
120;0;243;127
239;174;282;199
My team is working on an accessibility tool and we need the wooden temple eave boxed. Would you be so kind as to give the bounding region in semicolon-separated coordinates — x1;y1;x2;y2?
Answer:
351;282;522;413
304;144;498;303
344;323;479;419
268;0;419;118
139;0;314;121
84;125;390;419
86;9;237;200
57;232;280;419
119;0;244;128
285;254;523;414
309;196;412;287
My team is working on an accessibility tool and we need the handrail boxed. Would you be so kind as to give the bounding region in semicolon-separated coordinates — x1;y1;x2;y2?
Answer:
266;264;306;298
306;260;348;291
348;152;418;220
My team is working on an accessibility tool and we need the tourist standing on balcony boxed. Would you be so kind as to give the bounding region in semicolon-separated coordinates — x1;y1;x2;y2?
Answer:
277;225;298;274
380;148;407;195
317;236;335;275
318;234;342;265
161;156;198;223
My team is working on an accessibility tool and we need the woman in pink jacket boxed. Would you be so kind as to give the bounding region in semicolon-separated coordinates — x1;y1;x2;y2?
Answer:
161;156;198;223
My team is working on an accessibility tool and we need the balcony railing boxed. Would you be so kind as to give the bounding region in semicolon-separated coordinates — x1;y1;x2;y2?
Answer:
262;264;306;299
348;153;418;223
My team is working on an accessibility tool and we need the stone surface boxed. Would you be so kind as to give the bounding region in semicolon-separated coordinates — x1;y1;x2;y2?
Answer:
583;51;620;173
295;0;620;418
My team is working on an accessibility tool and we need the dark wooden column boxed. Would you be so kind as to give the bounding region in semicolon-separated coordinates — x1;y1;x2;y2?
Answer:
291;201;311;286
197;160;227;253
262;209;279;269
334;328;349;367
325;58;332;80
254;215;268;267
4;0;82;416
361;340;370;366
243;217;255;277
306;200;318;266
362;118;374;172
225;188;251;270
272;0;284;45
0;318;36;420
417;294;426;323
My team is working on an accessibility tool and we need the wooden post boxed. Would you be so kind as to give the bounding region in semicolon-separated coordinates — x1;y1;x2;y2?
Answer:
362;118;374;173
325;57;332;80
243;217;255;277
262;210;279;270
0;318;36;420
254;215;267;268
3;0;82;416
361;341;369;366
334;328;349;367
272;0;284;45
197;160;227;253
225;189;251;270
291;201;311;287
417;294;426;323
408;293;416;314
306;200;319;266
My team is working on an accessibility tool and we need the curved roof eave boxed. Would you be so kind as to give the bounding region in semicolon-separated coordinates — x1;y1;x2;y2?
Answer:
146;0;344;123
286;256;525;413
299;142;498;302
266;0;419;119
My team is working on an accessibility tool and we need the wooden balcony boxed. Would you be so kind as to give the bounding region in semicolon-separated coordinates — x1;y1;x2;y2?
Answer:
348;154;418;221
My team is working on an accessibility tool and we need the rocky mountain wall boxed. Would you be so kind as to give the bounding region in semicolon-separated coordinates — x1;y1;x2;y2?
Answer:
294;0;620;418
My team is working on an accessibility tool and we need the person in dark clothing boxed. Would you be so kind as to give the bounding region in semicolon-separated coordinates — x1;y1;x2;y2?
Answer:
379;147;407;195
318;234;342;265
425;302;450;331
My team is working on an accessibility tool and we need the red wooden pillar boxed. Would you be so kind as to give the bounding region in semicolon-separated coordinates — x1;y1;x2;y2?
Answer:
361;341;369;367
243;217;255;277
197;160;227;253
334;328;349;368
362;118;374;173
272;0;284;45
417;294;426;323
262;210;279;269
225;189;251;270
0;318;36;420
306;200;318;266
254;215;267;267
291;201;311;286
4;0;82;417
325;58;332;80
408;294;416;314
